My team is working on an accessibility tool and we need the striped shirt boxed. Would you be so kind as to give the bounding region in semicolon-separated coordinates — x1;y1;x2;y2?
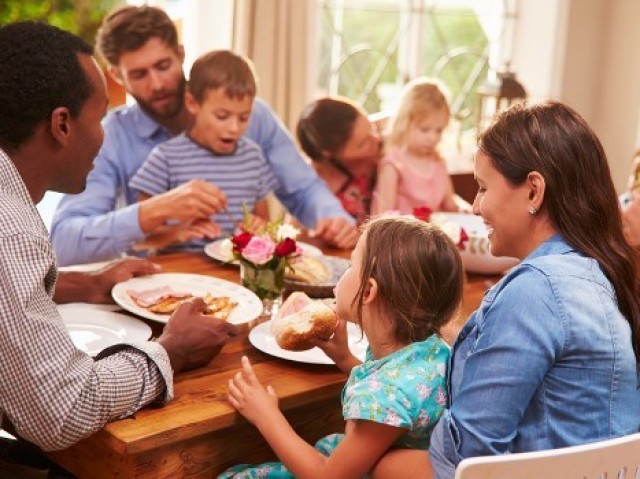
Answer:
0;147;172;451
129;134;278;251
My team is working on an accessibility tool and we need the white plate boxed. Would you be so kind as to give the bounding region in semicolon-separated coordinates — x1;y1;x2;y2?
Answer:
249;320;368;365
59;260;115;272
57;303;152;356
441;213;520;275
204;238;323;264
112;273;263;324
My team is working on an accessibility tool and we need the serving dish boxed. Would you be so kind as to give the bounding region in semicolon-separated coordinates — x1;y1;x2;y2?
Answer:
442;213;519;275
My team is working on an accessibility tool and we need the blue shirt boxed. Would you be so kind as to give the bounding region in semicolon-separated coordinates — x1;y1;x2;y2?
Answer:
130;134;277;251
50;99;351;266
429;235;640;478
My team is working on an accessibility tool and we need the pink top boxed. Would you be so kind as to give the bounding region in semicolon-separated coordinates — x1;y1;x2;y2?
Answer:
379;146;450;214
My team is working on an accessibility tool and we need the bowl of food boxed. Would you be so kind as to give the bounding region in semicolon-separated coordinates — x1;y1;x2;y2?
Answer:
283;255;350;298
440;212;519;275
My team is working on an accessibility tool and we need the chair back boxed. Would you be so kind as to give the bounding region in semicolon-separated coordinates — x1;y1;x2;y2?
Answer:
454;433;640;479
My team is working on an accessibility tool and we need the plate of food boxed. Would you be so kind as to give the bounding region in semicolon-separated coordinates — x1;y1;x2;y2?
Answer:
204;238;323;264
57;303;152;356
112;273;263;324
249;291;367;365
283;255;350;298
249;319;368;365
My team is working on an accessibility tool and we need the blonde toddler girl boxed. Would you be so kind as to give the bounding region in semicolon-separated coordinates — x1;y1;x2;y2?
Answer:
374;78;461;215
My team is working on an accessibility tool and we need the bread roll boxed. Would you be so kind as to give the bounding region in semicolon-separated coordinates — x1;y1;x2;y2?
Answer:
271;292;338;351
285;256;332;284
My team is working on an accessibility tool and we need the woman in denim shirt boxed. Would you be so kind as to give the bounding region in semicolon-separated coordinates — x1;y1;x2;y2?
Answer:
372;101;640;479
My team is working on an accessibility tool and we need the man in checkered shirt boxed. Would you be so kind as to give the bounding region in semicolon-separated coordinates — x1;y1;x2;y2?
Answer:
0;21;237;475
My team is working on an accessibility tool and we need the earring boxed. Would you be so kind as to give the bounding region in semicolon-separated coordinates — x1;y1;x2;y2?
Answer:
528;206;538;215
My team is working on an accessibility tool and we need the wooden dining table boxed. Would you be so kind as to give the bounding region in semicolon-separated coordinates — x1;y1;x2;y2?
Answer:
44;246;500;478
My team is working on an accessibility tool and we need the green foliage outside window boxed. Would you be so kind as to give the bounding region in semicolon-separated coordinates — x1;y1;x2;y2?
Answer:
0;0;122;46
318;5;489;134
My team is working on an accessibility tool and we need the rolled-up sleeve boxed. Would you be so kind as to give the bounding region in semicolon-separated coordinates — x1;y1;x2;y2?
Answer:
0;232;171;451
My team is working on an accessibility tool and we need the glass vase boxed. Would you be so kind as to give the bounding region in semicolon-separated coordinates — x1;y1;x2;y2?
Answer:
240;261;285;317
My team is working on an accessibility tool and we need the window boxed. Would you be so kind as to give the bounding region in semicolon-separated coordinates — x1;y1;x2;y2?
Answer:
315;0;517;157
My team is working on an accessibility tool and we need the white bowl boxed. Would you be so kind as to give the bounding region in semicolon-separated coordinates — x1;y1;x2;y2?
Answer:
441;213;520;275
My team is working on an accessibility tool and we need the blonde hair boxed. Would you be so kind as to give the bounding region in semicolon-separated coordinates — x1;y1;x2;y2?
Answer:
389;77;450;147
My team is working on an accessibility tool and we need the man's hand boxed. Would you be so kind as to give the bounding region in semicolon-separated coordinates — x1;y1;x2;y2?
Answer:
54;257;161;304
157;297;239;373
138;179;227;233
311;217;359;249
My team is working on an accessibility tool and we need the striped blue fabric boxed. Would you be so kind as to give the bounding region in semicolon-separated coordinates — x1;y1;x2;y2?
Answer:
130;134;278;249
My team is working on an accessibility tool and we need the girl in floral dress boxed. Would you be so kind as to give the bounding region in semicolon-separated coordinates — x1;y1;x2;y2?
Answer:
220;215;464;478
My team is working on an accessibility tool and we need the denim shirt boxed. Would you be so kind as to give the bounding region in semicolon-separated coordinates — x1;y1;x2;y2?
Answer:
430;235;640;478
50;99;351;266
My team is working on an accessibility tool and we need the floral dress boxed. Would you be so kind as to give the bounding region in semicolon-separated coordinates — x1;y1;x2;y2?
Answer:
336;174;375;226
219;335;449;478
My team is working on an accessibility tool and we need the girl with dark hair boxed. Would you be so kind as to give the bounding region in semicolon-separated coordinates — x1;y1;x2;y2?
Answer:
296;97;382;225
222;216;464;478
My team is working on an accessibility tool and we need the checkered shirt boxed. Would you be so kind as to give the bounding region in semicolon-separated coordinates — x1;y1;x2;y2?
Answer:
0;148;173;451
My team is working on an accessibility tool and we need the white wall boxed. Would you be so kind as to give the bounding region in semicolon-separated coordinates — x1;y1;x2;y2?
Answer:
512;0;640;192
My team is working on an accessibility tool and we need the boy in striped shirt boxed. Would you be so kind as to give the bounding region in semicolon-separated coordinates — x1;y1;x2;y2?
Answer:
130;50;277;252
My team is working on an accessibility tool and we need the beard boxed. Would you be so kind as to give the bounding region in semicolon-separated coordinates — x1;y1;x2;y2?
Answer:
135;74;186;121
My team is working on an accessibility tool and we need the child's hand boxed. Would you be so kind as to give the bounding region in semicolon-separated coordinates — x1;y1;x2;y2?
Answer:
241;214;268;234
135;218;221;251
310;318;361;374
227;356;279;425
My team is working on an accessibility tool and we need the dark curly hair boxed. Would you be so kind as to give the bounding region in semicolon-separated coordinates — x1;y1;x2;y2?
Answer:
0;21;93;151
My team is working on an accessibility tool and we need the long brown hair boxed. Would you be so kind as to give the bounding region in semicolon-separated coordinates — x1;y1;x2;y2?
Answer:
479;101;640;357
354;216;464;344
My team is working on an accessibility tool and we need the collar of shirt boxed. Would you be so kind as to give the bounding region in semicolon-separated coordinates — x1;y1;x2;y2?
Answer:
0;147;36;209
129;103;174;142
522;233;574;262
454;233;572;345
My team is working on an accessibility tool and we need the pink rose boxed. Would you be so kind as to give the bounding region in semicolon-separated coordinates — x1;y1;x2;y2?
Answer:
241;235;276;265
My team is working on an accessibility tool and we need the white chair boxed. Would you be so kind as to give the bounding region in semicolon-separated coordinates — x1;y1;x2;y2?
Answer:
454;433;640;479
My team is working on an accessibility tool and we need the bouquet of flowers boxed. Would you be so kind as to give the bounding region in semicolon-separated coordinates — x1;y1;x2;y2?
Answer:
230;215;300;302
413;206;469;249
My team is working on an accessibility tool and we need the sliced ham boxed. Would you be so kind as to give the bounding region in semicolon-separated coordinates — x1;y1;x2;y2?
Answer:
127;285;192;308
276;291;313;320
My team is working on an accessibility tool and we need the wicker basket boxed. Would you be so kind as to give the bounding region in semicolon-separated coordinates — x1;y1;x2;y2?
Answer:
283;255;350;299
